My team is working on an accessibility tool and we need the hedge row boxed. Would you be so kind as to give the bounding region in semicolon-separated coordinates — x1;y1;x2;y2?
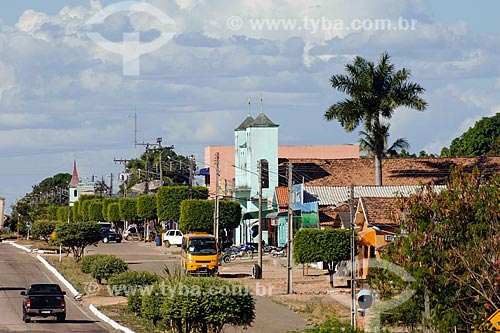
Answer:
79;254;128;284
128;276;255;332
293;228;351;264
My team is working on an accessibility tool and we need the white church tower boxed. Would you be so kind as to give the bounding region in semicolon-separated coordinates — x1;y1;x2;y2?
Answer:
234;98;279;243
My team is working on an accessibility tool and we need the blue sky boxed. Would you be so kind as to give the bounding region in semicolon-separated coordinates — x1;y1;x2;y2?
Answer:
0;0;499;211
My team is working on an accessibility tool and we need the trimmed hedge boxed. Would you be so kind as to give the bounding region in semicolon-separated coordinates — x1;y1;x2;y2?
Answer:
107;271;160;296
107;203;121;223
119;198;138;223
30;220;57;241
293;228;350;264
88;200;104;222
79;253;128;284
179;199;214;232
132;277;255;332
156;186;208;222
179;199;242;232
137;194;157;220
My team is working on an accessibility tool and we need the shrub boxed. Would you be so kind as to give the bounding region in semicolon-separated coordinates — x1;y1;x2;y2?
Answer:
79;254;110;274
107;271;160;296
127;290;143;315
160;277;255;332
31;220;57;241
141;283;166;325
89;255;128;284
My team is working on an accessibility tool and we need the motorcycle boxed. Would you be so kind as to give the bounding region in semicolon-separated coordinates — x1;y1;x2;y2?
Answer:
270;244;287;258
221;248;233;263
229;244;254;261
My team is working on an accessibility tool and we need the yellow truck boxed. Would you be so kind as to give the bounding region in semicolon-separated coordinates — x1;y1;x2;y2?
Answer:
180;232;219;276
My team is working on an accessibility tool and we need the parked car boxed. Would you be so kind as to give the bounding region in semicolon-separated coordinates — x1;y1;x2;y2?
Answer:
21;283;66;323
163;229;183;247
101;228;122;243
123;224;144;241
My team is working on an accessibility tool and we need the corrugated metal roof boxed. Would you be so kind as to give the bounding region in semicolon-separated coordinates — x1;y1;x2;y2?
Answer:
304;185;447;206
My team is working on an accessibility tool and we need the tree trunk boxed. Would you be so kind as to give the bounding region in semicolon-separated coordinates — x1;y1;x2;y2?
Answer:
375;154;382;186
423;288;431;333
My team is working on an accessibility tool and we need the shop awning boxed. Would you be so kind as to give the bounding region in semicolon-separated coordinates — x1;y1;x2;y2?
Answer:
242;210;275;220
358;228;377;247
266;211;288;219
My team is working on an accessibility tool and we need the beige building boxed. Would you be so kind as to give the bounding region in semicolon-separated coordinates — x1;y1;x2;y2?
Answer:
0;197;5;230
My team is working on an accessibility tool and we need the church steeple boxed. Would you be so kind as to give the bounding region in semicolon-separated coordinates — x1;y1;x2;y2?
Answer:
69;160;80;188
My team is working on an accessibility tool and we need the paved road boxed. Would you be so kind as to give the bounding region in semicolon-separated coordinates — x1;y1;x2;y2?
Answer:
85;240;180;275
0;243;116;332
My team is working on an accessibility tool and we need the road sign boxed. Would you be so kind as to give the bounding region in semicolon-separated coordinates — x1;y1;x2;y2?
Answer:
477;309;500;331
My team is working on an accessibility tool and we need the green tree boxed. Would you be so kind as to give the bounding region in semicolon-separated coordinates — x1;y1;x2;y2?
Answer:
359;123;410;157
107;203;121;223
137;194;157;221
72;201;81;222
94;178;110;197
387;167;500;330
88;200;104;222
325;52;426;185
30;220;57;241
447;112;500;156
179;199;241;232
54;221;102;261
56;206;71;223
179;199;214;232
218;200;242;230
119;198;138;224
156;186;209;222
293;228;350;287
101;198;117;221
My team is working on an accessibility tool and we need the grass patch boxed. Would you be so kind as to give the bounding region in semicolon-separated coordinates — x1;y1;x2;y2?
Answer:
17;238;60;251
271;295;350;326
44;255;108;296
98;303;167;333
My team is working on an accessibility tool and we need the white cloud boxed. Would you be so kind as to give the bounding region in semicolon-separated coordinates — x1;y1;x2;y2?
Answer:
0;0;499;205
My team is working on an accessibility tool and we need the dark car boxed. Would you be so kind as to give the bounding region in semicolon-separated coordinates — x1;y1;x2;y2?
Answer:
21;283;66;323
101;228;122;243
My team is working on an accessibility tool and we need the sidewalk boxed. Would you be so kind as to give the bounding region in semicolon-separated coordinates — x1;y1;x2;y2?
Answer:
219;259;309;333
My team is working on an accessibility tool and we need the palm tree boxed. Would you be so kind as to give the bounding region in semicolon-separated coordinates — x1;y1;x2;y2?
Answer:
358;123;410;158
325;52;426;185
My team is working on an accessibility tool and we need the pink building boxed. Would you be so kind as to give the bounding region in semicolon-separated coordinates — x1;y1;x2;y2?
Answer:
203;145;359;198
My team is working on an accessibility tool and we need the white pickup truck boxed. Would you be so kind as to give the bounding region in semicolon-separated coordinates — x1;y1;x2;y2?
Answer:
163;229;183;247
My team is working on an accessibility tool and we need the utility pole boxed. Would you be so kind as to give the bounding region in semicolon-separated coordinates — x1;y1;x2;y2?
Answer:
213;153;220;240
144;143;150;194
129;109;138;158
349;184;356;328
257;159;263;279
157;137;163;186
287;161;293;294
109;173;113;197
188;155;194;199
114;158;131;198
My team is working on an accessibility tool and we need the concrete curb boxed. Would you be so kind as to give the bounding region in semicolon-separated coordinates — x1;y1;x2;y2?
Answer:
33;253;135;333
36;254;81;298
4;240;32;253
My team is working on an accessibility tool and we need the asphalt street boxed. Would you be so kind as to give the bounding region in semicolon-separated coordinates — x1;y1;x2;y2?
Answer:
0;243;117;332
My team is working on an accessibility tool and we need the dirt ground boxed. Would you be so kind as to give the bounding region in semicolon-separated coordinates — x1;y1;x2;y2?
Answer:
218;257;352;325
